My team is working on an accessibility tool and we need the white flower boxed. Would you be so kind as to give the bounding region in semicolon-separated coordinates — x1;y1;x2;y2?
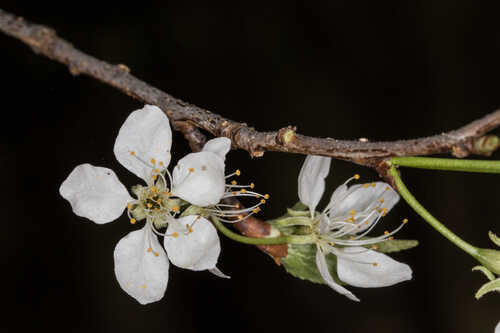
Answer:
298;155;413;302
496;321;500;333
60;105;261;304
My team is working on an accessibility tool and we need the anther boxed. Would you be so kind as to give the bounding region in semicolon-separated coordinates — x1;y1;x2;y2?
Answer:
250;183;255;189
130;218;136;224
127;203;132;209
142;284;146;289
151;158;156;164
363;184;370;188
159;161;164;167
232;191;237;196
372;262;378;267
186;224;193;233
379;198;385;203
384;230;390;235
371;182;376;187
241;189;247;194
329;242;335;246
354;174;360;180
385;186;390;191
253;207;261;213
154;168;160;173
231;180;237;185
260;199;266;204
403;218;408;224
152;175;157;180
153;252;159;257
147;203;153;208
237;215;244;220
264;194;270;199
372;245;378;250
189;168;195;173
350;209;356;216
235;169;241;176
172;232;179;238
130;151;136;156
388;236;394;241
147;247;152;253
171;206;180;212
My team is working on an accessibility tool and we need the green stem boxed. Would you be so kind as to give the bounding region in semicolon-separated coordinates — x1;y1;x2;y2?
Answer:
211;216;315;245
391;157;500;174
388;166;478;258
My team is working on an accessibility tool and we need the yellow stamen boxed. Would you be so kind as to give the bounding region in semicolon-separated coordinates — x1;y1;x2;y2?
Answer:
373;262;378;267
379;198;385;203
253;207;261;213
354;174;360;180
147;203;152;208
159;161;164;167
127;203;132;209
154;168;160;173
350;209;356;216
241;189;247;194
264;194;270;199
260;199;266;204
130;151;135;156
371;182;376;187
142;284;146;289
329;242;335;246
152;175;157;180
372;245;378;250
186;224;193;233
231;180;237;185
388;236;394;241
384;230;390;235
250;183;255;189
150;158;156;164
403;218;408;224
172;232;179;238
237;215;244;220
171;206;180;212
130;218;136;224
153;252;159;257
235;169;241;176
385;186;390;191
232;191;238;195
147;247;152;253
363;183;370;188
189;168;195;173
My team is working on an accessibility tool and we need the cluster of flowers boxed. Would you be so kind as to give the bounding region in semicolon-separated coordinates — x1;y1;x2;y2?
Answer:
60;104;412;304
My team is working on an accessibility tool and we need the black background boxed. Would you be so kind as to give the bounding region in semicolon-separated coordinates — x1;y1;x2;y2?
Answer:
1;1;499;332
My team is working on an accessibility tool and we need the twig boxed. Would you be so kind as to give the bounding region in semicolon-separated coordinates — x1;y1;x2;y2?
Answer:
1;8;499;168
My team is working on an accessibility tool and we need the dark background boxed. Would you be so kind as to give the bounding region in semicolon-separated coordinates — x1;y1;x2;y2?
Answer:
1;1;499;332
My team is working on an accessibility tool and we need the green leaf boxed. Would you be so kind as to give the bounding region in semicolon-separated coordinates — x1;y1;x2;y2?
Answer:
370;239;419;253
281;244;342;285
472;265;495;282
489;231;500;247
474;277;500;299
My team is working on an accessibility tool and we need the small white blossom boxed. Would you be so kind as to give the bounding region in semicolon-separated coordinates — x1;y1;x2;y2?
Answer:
496;321;500;333
60;105;263;304
298;155;413;301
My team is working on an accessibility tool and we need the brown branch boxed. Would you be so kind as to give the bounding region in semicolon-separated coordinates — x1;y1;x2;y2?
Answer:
1;8;499;168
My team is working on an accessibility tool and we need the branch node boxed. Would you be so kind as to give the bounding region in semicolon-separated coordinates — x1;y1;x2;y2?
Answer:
277;126;297;145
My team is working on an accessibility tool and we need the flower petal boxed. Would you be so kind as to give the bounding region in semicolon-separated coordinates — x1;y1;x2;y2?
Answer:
114;224;170;305
202;137;231;159
172;151;225;206
298;155;331;215
329;182;400;232
495;321;500;333
209;267;231;279
164;216;220;271
337;246;412;288
315;248;360;302
59;164;132;224
114;105;172;182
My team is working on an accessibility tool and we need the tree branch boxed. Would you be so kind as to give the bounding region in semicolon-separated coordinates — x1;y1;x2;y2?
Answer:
1;8;499;168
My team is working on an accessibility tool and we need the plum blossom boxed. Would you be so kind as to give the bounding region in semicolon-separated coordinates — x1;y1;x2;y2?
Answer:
60;105;265;304
298;155;413;301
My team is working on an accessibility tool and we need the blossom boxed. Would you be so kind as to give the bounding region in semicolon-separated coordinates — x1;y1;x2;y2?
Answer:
60;105;265;304
495;320;499;333
298;155;412;301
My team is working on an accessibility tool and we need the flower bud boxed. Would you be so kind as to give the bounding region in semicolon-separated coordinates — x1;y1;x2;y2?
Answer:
475;248;500;275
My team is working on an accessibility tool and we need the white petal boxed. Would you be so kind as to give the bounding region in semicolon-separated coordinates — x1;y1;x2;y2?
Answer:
209;267;231;279
495;321;500;333
59;164;132;224
298;155;331;215
337;246;412;288
164;216;220;271
329;182;399;230
202;137;231;159
315;248;360;301
114;105;172;182
172;151;225;206
114;224;170;305
326;183;349;212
